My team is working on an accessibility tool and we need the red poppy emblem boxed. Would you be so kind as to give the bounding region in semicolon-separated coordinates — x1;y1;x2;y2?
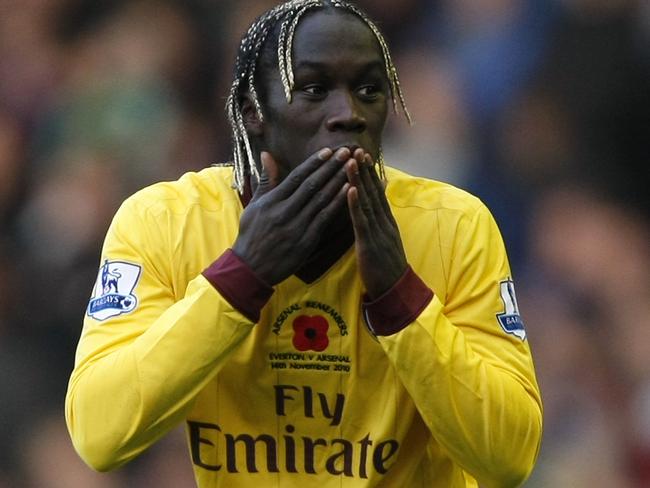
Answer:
292;315;329;352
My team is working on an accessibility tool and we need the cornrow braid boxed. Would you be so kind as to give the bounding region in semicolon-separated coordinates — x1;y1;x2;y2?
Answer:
224;0;410;193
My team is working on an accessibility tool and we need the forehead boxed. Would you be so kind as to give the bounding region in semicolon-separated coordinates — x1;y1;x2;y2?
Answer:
291;9;384;68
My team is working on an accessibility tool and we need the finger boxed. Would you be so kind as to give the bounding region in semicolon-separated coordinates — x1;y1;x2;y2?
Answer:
302;182;351;245
299;147;349;191
271;147;340;201
362;153;374;169
345;158;361;188
359;158;391;226
353;148;365;166
362;153;386;190
347;185;372;242
293;164;349;228
364;153;386;190
252;151;280;200
284;147;350;212
354;163;377;221
346;158;380;227
364;157;393;217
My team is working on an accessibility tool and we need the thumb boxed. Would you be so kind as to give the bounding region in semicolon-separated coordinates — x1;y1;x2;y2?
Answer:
253;151;280;199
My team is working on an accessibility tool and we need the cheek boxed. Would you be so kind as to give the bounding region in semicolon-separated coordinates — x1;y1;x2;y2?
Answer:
365;105;389;145
374;103;389;131
265;102;320;134
261;111;319;172
267;106;323;150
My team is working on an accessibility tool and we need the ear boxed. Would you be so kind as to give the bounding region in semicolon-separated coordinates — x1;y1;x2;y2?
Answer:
240;93;264;137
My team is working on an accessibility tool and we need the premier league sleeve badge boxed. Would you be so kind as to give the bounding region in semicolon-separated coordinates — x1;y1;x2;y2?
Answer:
87;260;142;321
496;279;526;340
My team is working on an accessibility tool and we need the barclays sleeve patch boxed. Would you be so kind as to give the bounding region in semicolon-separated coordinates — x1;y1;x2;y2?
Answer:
87;260;142;321
497;279;526;340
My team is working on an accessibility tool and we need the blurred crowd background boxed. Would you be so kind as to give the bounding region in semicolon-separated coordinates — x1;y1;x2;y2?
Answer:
0;0;648;486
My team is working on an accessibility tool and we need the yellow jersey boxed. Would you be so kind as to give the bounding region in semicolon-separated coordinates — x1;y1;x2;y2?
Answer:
66;165;542;487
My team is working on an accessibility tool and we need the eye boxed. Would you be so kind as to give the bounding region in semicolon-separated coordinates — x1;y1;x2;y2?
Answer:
357;84;382;100
301;84;327;98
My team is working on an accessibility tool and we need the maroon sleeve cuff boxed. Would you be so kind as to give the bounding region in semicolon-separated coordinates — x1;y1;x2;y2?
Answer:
362;266;434;336
202;249;274;323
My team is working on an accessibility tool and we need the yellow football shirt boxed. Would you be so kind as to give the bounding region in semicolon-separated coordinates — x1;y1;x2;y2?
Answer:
66;166;542;487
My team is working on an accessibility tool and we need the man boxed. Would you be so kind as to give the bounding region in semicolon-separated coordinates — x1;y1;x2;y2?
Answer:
66;1;542;486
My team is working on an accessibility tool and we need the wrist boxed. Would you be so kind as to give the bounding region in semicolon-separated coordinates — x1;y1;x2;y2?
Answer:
362;266;433;336
203;249;274;322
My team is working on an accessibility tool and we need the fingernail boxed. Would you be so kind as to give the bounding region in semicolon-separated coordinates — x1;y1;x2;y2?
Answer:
318;148;333;160
335;147;350;162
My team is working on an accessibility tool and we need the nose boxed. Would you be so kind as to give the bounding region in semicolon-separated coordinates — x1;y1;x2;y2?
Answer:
325;90;367;133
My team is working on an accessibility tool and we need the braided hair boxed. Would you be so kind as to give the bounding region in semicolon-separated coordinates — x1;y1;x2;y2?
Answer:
224;0;411;193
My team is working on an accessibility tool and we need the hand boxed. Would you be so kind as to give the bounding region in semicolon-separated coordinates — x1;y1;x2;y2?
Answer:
346;150;408;299
232;147;352;285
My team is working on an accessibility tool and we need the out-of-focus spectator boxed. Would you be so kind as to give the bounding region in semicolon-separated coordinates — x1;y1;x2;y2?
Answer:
19;413;124;488
523;184;650;487
0;0;66;122
383;47;471;184
0;111;26;228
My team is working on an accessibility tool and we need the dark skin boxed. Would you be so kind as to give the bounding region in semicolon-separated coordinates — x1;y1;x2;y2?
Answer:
233;9;407;299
